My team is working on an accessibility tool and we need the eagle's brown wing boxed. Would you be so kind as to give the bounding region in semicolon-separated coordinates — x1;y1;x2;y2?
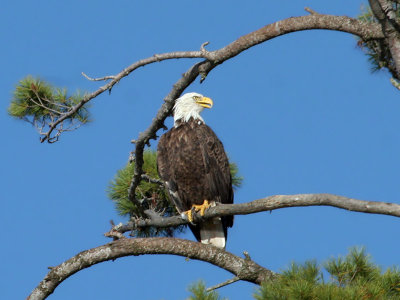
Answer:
157;119;233;245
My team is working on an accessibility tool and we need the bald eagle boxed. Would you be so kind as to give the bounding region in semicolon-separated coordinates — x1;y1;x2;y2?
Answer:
157;92;233;248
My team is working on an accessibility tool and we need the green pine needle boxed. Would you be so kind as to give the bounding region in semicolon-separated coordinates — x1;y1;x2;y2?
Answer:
229;161;243;190
187;281;226;300
108;150;182;237
8;76;91;131
254;247;400;300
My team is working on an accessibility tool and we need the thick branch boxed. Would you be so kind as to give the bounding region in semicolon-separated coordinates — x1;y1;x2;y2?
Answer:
28;238;275;300
113;193;400;235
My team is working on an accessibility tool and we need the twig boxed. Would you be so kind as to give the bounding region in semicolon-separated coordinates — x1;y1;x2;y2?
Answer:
206;276;240;292
390;77;400;89
81;72;116;81
141;174;164;185
304;7;320;15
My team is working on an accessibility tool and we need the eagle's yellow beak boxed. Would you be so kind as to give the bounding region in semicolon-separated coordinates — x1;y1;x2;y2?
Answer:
196;96;213;109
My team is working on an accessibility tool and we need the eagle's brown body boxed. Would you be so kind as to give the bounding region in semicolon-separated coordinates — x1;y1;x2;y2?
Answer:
157;118;233;245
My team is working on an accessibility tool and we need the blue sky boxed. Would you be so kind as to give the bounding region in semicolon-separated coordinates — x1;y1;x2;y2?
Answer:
2;1;400;299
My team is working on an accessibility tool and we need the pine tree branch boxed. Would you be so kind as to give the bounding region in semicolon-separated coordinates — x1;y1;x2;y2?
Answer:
27;237;275;300
39;49;210;143
39;13;383;143
109;193;400;236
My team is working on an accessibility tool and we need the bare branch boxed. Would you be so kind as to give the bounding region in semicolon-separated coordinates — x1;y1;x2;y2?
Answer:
40;13;384;143
141;174;164;185
81;72;116;81
206;276;240;292
109;193;400;236
304;7;321;15
28;238;275;300
40;48;210;143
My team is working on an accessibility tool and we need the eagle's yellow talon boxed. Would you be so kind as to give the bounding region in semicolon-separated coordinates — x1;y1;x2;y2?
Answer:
184;209;194;222
192;200;210;216
183;200;210;222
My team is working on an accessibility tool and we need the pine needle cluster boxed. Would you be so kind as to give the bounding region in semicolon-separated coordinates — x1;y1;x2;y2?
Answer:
254;247;400;300
187;281;226;300
107;150;243;237
8;76;90;139
357;4;400;77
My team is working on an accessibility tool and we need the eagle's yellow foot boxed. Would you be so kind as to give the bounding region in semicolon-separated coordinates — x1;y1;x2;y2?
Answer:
183;209;194;223
192;200;210;216
182;200;210;222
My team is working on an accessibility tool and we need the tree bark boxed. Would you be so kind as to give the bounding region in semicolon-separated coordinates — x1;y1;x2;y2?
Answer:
27;238;275;300
109;193;400;236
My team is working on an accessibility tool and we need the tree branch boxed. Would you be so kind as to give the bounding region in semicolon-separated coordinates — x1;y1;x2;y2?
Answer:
40;12;383;144
110;193;400;235
206;276;240;292
369;0;400;79
39;49;210;143
27;238;275;300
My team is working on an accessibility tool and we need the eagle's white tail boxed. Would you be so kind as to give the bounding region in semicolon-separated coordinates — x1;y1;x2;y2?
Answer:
200;217;226;249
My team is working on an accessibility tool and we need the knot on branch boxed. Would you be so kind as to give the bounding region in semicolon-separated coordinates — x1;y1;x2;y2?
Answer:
104;221;126;240
200;41;217;62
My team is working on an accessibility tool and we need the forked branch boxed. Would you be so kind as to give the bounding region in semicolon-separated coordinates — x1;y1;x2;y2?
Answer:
40;12;383;144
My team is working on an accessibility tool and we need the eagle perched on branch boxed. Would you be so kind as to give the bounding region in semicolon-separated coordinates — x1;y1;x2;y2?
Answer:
157;92;233;248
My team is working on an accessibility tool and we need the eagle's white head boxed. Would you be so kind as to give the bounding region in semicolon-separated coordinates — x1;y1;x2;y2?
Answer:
173;92;213;127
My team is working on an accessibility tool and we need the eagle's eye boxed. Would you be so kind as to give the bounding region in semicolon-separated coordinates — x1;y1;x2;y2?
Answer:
193;95;201;101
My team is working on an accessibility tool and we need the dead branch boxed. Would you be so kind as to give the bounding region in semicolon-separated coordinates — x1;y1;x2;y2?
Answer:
39;13;383;144
27;237;275;300
206;276;240;292
109;193;400;236
40;49;210;143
